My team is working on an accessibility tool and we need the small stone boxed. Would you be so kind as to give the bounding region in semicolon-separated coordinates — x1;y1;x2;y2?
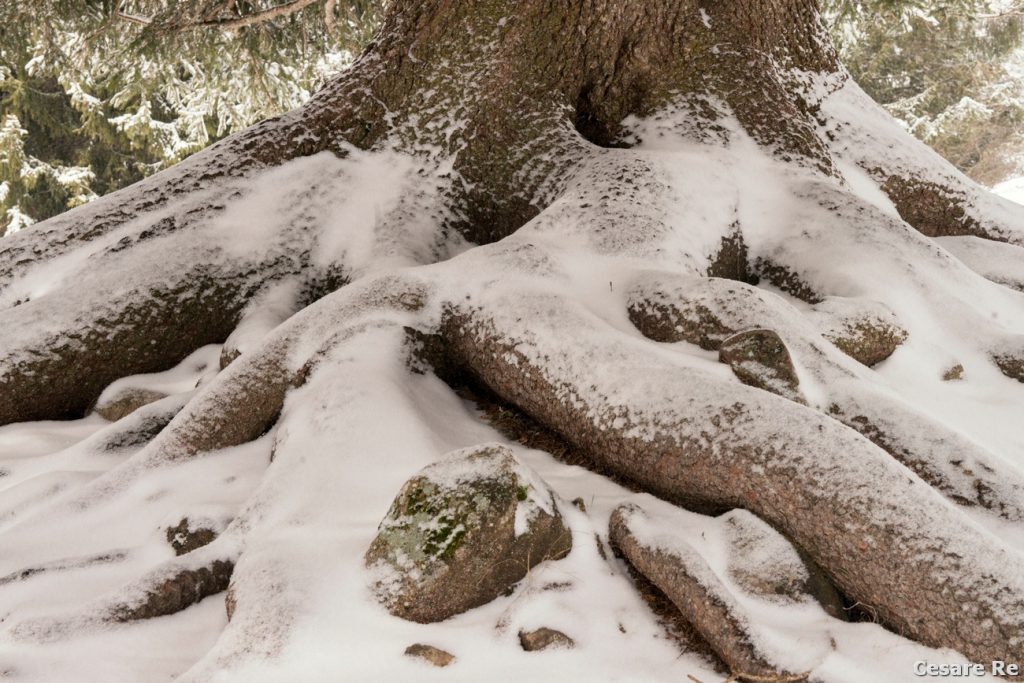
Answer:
404;644;455;667
94;387;168;422
165;518;218;556
519;627;575;651
942;364;965;381
719;329;806;404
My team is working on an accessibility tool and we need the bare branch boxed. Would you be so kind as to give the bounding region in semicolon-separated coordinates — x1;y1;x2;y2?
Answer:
115;11;153;26
181;0;323;32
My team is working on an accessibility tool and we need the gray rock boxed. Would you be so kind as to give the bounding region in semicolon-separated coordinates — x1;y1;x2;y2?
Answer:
519;627;575;651
365;444;572;623
404;644;455;667
719;329;806;404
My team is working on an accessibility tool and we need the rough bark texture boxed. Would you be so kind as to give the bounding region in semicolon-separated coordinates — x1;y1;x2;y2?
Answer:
625;273;1024;521
609;506;797;679
94;388;169;422
3;0;1024;679
440;303;1024;671
0;0;1003;426
113;560;234;622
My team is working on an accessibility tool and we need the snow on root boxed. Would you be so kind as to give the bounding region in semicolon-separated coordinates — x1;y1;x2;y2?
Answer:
625;270;1024;520
610;502;833;678
439;268;1024;665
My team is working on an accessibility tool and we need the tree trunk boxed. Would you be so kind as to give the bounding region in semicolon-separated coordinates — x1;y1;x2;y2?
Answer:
2;0;1024;679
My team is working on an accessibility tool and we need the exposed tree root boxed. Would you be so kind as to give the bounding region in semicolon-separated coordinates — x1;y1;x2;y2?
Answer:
626;272;1024;520
9;538;240;643
718;329;807;405
623;557;728;672
0;551;128;588
0;270;248;425
937;236;1024;293
439;289;1024;667
85;394;190;453
143;346;299;464
3;0;1024;678
751;260;824;304
113;559;234;622
993;342;1024;384
610;506;801;679
94;388;169;422
817;78;1024;246
879;176;1002;240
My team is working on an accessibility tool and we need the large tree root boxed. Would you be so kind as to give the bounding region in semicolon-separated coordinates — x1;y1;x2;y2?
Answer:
0;267;251;424
439;279;1024;668
816;77;1024;246
0;145;445;427
626;272;1024;520
936;237;1024;293
2;277;434;643
2;0;1024;678
84;394;191;453
10;538;240;642
610;504;812;680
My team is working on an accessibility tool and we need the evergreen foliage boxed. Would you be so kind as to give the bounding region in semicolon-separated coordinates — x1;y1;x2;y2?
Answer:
828;0;1024;184
1;0;1021;235
0;0;378;234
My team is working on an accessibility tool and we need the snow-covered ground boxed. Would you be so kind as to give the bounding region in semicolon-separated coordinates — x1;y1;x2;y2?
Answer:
0;344;1005;683
0;75;1023;682
994;176;1024;206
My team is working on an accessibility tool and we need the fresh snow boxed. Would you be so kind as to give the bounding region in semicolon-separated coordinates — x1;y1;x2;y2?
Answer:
0;68;1023;683
994;176;1024;206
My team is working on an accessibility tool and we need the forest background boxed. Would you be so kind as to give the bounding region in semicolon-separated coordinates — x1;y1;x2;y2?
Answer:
1;0;1022;236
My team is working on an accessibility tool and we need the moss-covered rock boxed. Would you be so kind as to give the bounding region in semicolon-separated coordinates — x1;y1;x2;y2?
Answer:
718;329;806;404
365;444;572;623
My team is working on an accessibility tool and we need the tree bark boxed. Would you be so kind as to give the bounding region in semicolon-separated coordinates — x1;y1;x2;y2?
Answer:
3;0;1024;678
